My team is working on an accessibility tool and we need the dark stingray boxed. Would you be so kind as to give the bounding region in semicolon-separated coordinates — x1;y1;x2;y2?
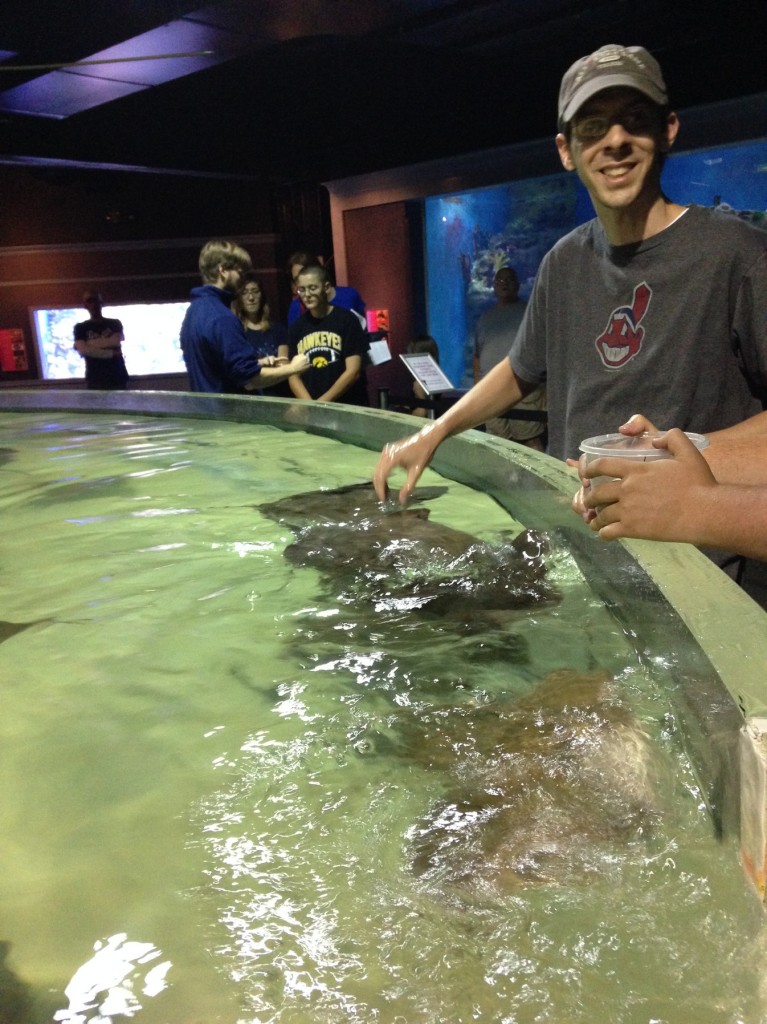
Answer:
258;491;658;891
0;941;34;1024
259;482;559;616
259;481;450;529
395;669;665;892
0;619;51;645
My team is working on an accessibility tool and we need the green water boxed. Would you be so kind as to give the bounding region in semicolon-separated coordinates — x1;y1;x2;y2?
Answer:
0;411;764;1024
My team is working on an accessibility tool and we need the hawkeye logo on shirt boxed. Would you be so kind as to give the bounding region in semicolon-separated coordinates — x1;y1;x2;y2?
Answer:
594;282;652;370
297;331;343;368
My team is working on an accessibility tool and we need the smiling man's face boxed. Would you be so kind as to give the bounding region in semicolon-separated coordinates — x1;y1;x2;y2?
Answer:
556;87;677;217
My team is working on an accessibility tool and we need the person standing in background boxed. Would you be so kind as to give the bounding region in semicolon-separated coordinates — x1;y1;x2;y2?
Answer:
181;239;308;394
232;271;292;396
73;290;129;390
285;251;366;328
288;263;368;406
473;267;546;450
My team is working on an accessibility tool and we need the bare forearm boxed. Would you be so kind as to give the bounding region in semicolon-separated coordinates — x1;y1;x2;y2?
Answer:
684;481;767;557
592;479;767;559
317;369;360;403
78;344;116;359
426;358;528;445
704;434;767;486
707;411;767;444
373;357;531;503
246;354;310;391
289;375;312;400
252;364;300;388
621;411;767;487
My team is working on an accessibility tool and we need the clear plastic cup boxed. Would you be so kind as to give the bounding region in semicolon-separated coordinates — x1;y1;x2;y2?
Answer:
579;431;710;489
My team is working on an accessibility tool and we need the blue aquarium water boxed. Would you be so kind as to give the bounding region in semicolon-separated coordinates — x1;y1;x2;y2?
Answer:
0;410;764;1024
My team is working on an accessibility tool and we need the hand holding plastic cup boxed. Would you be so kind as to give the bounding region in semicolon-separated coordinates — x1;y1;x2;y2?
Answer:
579;431;710;491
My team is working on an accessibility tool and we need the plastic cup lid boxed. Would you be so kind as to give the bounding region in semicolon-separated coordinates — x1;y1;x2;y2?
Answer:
579;431;709;457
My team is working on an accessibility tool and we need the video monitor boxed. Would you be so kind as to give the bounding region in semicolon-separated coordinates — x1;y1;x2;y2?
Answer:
31;301;189;380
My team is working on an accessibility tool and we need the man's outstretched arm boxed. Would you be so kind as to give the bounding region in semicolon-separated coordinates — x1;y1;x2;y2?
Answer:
373;358;533;504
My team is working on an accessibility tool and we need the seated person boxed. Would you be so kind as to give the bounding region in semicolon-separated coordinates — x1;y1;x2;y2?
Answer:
232;272;291;397
407;335;440;417
573;412;767;561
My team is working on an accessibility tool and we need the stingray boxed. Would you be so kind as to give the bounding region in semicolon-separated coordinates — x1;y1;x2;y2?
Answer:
395;669;665;892
0;941;34;1024
258;493;654;891
0;619;51;645
259;481;450;529
259;482;559;616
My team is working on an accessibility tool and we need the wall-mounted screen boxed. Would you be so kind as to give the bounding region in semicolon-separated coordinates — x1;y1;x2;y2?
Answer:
425;137;767;388
31;301;189;380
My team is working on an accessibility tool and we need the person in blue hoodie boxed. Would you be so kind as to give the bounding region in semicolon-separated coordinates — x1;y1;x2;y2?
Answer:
180;240;308;393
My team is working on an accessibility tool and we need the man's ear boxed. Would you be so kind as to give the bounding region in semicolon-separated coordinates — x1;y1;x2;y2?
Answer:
556;133;575;171
660;111;680;153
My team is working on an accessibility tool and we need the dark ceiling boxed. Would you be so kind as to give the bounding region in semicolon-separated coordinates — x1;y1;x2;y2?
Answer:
0;0;765;185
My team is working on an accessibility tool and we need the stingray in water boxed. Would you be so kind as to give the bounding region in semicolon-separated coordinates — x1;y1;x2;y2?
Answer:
259;482;559;617
0;619;51;645
0;941;34;1024
259;487;662;889
395;669;665;893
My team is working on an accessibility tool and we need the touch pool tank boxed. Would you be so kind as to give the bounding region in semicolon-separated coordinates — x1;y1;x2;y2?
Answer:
2;387;767;1023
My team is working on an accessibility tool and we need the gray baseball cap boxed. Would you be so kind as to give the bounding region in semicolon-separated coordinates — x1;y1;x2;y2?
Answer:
558;44;668;125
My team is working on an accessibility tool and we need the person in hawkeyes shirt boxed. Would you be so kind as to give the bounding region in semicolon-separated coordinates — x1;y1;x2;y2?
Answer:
287;264;369;406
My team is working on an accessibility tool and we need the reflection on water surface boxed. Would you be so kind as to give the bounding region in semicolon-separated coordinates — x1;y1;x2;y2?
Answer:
0;411;763;1024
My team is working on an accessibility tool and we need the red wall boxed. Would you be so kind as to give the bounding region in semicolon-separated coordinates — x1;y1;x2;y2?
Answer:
343;201;416;408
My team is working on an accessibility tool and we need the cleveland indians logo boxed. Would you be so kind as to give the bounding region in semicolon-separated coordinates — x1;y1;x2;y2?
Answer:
595;282;652;369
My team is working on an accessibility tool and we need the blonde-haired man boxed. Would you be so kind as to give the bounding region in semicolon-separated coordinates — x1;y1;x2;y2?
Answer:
181;240;308;393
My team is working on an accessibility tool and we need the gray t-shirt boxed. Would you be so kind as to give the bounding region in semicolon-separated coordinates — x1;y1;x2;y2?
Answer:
509;205;767;460
475;301;527;378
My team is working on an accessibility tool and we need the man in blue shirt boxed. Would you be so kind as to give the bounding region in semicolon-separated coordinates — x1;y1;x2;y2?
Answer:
181;240;308;393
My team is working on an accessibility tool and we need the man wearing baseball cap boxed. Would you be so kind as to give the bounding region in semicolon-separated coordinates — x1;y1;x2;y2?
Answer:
374;44;767;515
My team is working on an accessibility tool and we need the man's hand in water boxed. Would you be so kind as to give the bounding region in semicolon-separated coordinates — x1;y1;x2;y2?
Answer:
373;423;442;505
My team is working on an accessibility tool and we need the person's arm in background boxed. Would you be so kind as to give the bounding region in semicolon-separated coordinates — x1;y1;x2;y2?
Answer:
288;372;312;400
75;341;116;359
74;322;124;359
373;357;535;503
245;354;309;390
87;327;124;352
582;428;767;560
411;377;429;418
287;297;304;326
